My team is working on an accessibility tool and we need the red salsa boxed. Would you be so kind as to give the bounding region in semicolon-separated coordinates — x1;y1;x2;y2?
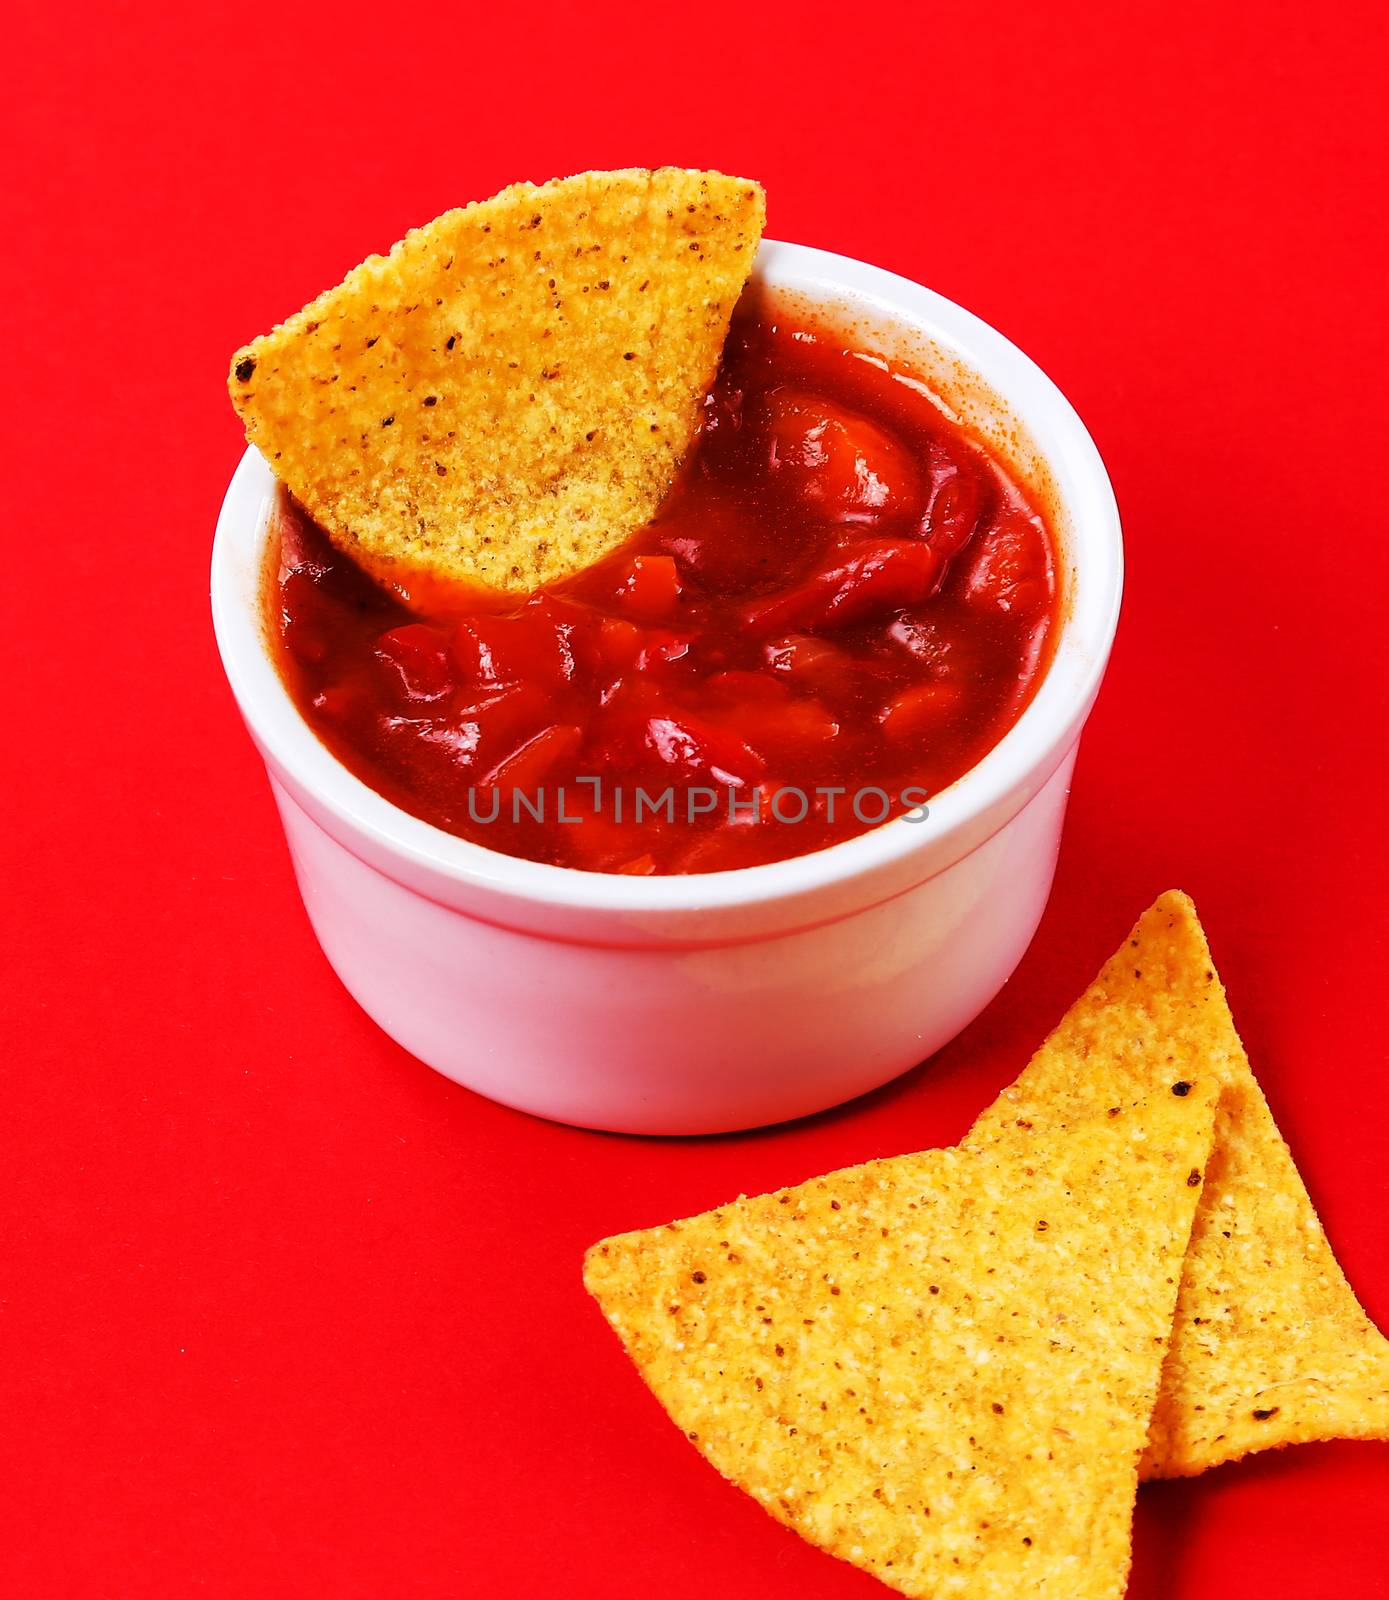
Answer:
270;296;1059;874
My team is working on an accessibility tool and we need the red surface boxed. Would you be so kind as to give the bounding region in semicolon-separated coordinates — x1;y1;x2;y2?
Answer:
3;1;1387;1593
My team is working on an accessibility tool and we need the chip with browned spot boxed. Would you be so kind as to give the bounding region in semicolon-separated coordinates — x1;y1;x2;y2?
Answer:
228;168;764;596
967;890;1389;1478
585;1086;1215;1599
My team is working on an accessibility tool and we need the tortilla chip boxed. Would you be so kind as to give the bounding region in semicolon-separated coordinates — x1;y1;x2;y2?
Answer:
967;890;1389;1478
228;168;764;595
585;1086;1215;1599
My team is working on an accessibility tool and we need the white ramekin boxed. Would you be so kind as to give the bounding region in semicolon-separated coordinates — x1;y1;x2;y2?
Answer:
211;240;1121;1134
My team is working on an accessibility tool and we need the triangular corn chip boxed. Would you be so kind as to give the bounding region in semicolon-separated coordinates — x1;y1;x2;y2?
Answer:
585;1086;1216;1599
228;168;764;595
967;890;1389;1478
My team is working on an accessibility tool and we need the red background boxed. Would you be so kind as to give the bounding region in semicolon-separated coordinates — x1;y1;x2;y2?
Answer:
4;1;1387;1594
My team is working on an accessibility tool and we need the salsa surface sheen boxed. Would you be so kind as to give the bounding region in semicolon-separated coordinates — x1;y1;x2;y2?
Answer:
270;297;1060;875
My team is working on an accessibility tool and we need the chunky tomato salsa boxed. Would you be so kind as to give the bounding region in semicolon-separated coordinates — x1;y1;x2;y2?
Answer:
270;297;1059;874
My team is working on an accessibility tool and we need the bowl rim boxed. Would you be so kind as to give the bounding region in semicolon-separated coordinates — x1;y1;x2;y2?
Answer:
212;238;1122;917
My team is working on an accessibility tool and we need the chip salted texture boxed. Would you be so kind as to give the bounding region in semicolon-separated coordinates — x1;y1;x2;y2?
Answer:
585;1086;1217;1600
228;168;765;595
968;890;1389;1478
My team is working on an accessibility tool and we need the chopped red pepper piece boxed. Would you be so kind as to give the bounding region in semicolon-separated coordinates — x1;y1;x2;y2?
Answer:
614;554;683;623
480;723;584;795
374;624;454;702
452;607;579;694
958;513;1054;619
741;539;940;635
879;681;967;743
924;470;982;559
764;390;924;527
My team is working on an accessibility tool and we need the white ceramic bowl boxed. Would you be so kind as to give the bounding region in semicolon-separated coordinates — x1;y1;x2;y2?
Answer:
211;241;1121;1134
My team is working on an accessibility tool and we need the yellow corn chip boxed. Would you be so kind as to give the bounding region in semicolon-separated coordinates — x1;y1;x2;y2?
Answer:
967;890;1389;1478
585;1086;1216;1599
228;168;764;595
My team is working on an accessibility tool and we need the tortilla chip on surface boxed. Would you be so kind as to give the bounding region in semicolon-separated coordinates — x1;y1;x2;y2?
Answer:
229;168;764;595
586;1086;1215;1599
968;890;1389;1478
